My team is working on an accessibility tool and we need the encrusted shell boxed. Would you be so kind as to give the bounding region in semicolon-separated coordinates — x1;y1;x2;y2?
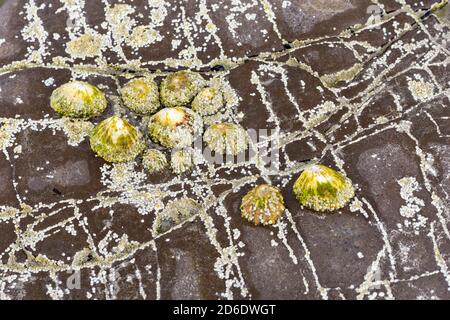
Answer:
50;81;107;118
203;123;250;155
191;87;224;116
170;149;193;174
142;149;168;174
293;164;355;212
148;107;203;149
240;184;285;226
153;198;202;234
160;71;205;107
120;77;160;115
90;116;145;163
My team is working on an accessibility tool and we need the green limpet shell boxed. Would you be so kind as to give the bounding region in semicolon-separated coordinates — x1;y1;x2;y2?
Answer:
203;123;250;155
90;116;145;163
240;184;285;226
160;71;205;107
293;164;355;212
191;87;224;116
171;149;193;174
148;107;203;149
120;77;160;115
142;149;168;174
50;81;107;119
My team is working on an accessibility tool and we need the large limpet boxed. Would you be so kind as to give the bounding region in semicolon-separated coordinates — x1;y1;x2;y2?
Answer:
240;184;285;226
293;164;355;212
148;107;203;149
120;77;160;115
50;81;107;119
203;123;249;155
90;116;145;163
160;71;205;107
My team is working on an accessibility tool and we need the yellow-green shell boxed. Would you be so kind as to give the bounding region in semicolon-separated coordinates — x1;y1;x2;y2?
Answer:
160;71;205;108
90;116;145;163
50;81;107;119
171;149;193;174
142;149;168;174
203;123;249;155
148;107;203;149
240;184;285;226
293;164;355;212
120;77;160;115
191;87;224;116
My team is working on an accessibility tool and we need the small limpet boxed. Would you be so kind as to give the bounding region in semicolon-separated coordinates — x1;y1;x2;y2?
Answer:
142;149;168;174
170;149;193;174
90;116;145;163
120;77;160;115
50;81;107;118
160;71;205;107
148;107;203;149
191;87;223;116
203;123;250;155
153;198;202;234
293;164;355;212
240;184;285;226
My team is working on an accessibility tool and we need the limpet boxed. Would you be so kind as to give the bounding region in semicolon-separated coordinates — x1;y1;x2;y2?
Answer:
142;149;168;174
191;87;224;116
90;116;145;163
160;71;205;107
148;107;203;149
203;123;250;155
120;77;160;115
50;81;107;119
240;184;285;226
293;164;355;212
170;149;193;174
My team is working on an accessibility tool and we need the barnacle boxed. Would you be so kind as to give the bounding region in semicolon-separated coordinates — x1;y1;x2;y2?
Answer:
120;77;160;115
89;116;145;163
148;107;203;149
153;198;202;235
142;149;168;174
293;164;355;212
160;71;205;107
191;87;224;116
50;81;107;119
203;123;250;155
170;149;193;174
240;184;285;226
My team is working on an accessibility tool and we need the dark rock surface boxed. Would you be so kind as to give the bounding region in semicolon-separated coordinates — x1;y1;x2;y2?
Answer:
0;0;449;300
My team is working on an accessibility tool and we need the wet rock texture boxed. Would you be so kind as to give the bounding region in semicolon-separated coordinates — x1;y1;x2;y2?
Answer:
0;0;449;300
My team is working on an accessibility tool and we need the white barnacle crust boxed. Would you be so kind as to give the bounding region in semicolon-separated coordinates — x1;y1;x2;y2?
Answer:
191;87;224;116
160;70;205;107
148;107;203;149
203;123;249;155
240;184;285;226
293;164;355;212
50;81;107;119
170;149;194;174
142;149;168;174
90;116;145;163
120;77;160;115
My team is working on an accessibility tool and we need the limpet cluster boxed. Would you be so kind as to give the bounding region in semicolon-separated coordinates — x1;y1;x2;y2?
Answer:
50;74;355;228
